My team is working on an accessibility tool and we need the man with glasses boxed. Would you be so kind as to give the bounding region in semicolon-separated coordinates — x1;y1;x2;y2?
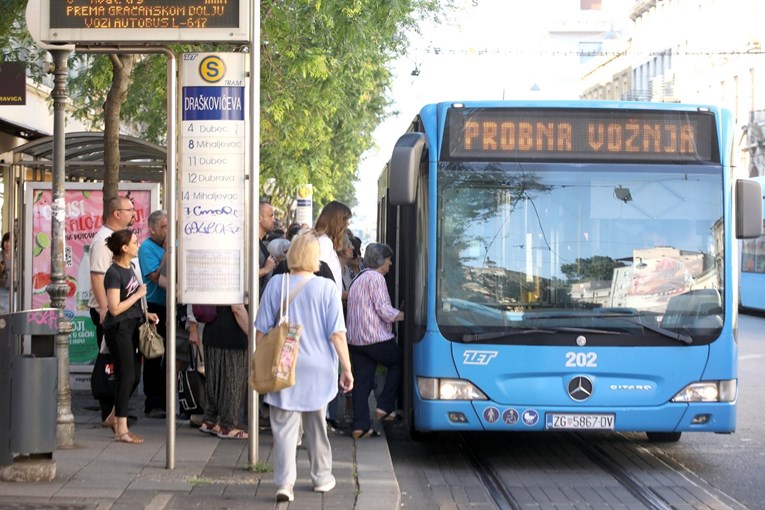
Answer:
89;195;138;426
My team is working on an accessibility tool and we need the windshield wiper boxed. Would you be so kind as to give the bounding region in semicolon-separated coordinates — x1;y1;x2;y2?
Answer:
462;327;625;343
611;317;693;345
525;312;693;345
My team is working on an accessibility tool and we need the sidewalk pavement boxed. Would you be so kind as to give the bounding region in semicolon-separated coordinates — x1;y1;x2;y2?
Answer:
0;390;401;509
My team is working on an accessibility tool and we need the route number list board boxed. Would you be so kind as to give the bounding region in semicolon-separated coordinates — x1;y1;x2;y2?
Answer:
179;52;247;304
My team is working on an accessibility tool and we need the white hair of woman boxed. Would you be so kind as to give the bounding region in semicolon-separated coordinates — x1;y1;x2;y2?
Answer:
267;238;291;262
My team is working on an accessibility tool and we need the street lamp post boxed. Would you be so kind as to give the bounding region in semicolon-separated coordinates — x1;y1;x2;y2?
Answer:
48;48;75;448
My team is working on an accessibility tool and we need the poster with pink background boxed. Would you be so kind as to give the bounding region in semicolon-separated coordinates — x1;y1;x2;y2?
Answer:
25;183;159;367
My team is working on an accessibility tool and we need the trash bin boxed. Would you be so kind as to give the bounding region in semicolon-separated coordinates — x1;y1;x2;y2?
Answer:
0;309;59;466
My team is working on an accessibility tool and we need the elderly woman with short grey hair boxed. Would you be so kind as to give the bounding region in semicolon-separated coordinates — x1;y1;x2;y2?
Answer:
345;242;404;439
267;238;291;264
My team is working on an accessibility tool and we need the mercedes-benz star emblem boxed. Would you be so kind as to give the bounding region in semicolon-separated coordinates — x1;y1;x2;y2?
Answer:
567;376;593;402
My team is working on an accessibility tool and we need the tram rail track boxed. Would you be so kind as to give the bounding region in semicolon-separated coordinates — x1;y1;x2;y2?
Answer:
565;432;673;510
457;432;522;510
455;431;736;510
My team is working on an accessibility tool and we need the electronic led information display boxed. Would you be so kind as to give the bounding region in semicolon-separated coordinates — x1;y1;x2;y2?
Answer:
36;0;249;43
50;0;240;29
446;108;717;163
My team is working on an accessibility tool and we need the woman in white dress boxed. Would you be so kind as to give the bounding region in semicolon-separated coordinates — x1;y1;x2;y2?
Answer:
314;201;352;292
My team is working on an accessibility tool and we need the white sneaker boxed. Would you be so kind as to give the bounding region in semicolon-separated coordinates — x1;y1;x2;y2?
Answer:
276;485;294;502
314;476;336;493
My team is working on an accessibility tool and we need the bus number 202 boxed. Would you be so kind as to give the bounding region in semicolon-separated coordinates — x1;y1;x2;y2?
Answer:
565;352;597;368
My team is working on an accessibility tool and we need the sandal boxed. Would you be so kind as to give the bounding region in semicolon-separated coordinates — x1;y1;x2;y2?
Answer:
199;421;221;436
217;427;248;440
375;408;399;421
103;415;116;432
114;431;144;444
351;429;380;439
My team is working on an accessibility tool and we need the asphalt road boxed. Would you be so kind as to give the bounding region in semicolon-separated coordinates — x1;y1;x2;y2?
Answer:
648;313;765;509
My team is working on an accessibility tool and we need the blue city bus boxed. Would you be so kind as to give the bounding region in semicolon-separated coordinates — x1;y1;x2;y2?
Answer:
739;175;765;312
377;101;762;441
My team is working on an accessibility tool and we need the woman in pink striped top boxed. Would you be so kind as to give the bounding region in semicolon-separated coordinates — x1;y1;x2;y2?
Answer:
346;243;405;439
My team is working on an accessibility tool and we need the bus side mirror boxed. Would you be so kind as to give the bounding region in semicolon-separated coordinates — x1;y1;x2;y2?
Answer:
736;179;763;239
389;133;427;205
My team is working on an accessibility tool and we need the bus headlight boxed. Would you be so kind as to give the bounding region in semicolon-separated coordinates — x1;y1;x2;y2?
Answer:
671;380;737;403
417;377;488;400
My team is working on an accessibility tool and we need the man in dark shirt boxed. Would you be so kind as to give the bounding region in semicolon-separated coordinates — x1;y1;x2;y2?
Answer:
138;210;168;418
259;201;277;297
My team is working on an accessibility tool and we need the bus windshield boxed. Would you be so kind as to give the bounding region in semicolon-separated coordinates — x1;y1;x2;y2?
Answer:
436;161;724;345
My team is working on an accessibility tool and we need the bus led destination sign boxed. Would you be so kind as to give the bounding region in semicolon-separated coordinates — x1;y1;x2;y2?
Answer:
38;0;249;43
447;108;717;163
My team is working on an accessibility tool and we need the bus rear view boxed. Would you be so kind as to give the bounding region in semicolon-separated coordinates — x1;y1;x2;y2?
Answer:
380;101;762;441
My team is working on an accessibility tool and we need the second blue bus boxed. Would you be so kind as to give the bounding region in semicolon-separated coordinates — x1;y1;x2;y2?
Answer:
739;175;765;313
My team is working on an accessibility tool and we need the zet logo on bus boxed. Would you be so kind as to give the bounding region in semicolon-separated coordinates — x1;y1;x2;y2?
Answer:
199;56;226;83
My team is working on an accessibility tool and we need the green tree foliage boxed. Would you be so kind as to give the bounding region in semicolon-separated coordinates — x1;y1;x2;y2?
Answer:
1;0;140;213
261;0;442;215
0;0;45;71
0;0;24;44
560;256;621;283
68;47;201;146
2;0;446;220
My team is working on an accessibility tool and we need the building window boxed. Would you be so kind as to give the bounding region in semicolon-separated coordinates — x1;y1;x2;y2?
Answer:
579;42;602;64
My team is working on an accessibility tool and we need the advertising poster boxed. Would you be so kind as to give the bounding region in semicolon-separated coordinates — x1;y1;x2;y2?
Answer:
25;183;158;375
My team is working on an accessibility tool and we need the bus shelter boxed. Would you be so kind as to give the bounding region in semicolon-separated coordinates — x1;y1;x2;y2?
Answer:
2;130;165;320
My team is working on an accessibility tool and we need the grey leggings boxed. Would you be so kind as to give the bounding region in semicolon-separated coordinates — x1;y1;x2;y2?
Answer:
270;405;333;488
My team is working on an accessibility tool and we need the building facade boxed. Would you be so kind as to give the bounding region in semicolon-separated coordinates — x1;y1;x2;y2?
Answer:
580;0;765;177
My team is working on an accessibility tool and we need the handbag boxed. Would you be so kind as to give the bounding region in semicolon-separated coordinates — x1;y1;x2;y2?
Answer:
192;304;217;323
178;344;204;415
130;265;165;359
137;293;164;359
139;320;165;359
90;351;116;400
250;275;312;394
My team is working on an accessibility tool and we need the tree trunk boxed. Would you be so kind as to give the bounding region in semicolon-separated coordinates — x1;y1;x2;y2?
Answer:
102;54;137;214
